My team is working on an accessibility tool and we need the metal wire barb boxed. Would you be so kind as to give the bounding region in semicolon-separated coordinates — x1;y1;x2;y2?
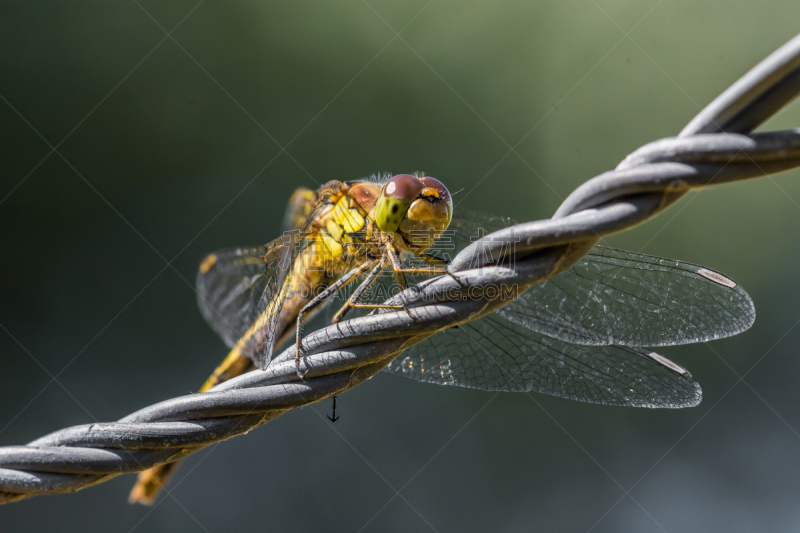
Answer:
4;33;800;504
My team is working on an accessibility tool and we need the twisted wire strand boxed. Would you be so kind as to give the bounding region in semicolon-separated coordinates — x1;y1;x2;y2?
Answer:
4;33;800;504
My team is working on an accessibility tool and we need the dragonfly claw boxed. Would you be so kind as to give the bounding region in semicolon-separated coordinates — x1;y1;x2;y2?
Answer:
295;356;308;379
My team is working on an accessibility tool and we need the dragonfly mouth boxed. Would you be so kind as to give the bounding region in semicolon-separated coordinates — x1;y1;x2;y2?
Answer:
398;232;420;251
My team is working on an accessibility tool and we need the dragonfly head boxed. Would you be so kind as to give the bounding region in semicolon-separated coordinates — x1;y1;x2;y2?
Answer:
375;174;453;251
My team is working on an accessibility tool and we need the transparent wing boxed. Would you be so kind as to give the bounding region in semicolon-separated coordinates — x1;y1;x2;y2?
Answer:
282;186;316;234
383;314;701;408
196;236;295;368
434;208;754;347
500;247;755;346
425;208;516;265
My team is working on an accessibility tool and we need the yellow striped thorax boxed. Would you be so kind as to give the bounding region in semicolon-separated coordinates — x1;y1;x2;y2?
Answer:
287;175;453;281
316;189;377;264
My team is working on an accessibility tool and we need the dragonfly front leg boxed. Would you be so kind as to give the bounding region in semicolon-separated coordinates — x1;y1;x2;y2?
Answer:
384;245;461;325
331;255;404;323
295;260;375;378
385;243;447;277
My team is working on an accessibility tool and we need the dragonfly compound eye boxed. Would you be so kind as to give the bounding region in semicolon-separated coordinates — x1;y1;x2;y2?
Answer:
375;174;424;233
399;176;453;250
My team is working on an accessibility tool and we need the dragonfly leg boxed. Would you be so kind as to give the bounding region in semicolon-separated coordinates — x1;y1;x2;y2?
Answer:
383;245;462;325
400;247;466;287
385;244;447;277
332;255;404;323
393;268;408;291
418;251;448;268
294;260;375;378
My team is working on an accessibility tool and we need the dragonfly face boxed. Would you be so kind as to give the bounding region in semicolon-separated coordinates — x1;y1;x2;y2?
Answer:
374;174;453;252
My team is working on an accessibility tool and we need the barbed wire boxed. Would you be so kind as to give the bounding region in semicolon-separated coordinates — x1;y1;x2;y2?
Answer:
3;33;800;504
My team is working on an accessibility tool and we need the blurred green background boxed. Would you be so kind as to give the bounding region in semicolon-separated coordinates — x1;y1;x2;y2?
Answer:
3;1;800;531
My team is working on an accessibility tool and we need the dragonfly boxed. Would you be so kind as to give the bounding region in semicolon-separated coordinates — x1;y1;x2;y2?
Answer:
129;173;754;504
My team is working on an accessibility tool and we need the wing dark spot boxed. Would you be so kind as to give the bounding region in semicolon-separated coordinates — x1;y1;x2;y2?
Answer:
199;253;217;274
